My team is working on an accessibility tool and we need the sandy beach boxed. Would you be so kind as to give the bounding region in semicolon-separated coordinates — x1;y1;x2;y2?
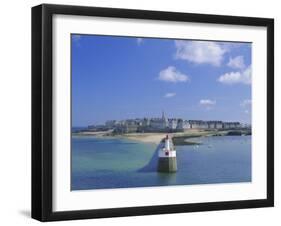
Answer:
73;130;114;137
121;130;226;144
119;133;167;144
115;130;229;144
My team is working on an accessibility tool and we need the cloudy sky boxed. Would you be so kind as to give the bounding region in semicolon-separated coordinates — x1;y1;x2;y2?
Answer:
72;35;251;126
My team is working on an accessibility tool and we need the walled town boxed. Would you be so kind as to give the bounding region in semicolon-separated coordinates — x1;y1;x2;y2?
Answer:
87;112;249;134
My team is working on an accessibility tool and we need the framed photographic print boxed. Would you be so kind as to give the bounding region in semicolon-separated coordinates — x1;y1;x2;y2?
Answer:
32;4;274;221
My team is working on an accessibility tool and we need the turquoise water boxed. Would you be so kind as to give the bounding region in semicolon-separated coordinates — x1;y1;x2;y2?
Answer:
71;135;251;190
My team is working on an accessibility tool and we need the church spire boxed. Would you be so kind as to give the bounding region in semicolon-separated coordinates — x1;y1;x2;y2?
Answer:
162;111;165;120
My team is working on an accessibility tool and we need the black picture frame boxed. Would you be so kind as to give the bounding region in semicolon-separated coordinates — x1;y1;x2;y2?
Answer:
32;3;274;222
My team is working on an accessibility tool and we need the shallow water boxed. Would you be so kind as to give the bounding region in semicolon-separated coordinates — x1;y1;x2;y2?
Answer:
71;135;251;190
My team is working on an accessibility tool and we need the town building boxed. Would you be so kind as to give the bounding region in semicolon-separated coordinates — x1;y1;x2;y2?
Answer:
90;112;243;134
222;122;241;129
168;118;178;130
177;119;190;131
207;121;223;129
189;120;208;129
149;111;168;130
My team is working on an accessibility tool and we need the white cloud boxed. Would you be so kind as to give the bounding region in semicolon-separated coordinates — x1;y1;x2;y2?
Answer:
199;99;216;110
164;93;176;98
175;40;227;66
227;56;245;69
240;99;252;107
158;66;189;83
199;99;216;106
199;99;216;105
218;65;251;85
136;38;143;45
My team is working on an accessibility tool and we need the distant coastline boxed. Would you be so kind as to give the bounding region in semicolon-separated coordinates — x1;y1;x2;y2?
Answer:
73;112;251;145
72;128;251;145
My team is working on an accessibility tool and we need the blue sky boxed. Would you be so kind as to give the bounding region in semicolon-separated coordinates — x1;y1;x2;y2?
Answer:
72;34;252;127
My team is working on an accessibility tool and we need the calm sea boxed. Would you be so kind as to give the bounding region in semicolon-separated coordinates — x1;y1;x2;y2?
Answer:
71;135;251;190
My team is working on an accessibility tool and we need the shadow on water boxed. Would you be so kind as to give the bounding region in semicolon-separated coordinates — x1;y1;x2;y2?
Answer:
138;143;162;172
137;142;177;184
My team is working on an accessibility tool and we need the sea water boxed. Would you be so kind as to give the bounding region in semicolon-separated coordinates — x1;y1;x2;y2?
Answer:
71;135;251;190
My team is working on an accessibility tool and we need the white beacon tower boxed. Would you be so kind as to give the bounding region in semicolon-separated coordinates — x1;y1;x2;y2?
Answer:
157;134;177;172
